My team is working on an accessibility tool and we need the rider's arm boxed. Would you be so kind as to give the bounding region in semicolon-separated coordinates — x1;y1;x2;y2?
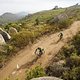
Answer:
35;49;37;54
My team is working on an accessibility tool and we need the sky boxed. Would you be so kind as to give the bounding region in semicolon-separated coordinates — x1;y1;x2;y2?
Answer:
0;0;80;15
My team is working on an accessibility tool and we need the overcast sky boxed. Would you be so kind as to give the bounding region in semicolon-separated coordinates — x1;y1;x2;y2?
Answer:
0;0;80;15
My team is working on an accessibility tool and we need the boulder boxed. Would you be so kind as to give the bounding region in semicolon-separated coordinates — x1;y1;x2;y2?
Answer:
0;34;6;45
0;28;11;42
49;13;68;24
56;13;68;21
9;27;18;34
31;77;63;80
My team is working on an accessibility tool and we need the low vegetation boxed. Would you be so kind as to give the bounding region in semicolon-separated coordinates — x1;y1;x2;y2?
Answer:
45;32;80;80
25;66;46;80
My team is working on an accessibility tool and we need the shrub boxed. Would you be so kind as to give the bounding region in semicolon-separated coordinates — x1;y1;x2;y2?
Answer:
72;33;80;55
25;66;46;80
63;67;80;80
0;52;6;68
0;44;15;68
2;44;14;56
45;63;67;77
58;19;73;29
61;45;75;58
65;56;80;68
35;18;39;25
10;30;32;48
5;23;21;32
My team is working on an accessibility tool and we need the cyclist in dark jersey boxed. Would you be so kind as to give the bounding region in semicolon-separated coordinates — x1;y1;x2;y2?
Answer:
57;32;63;43
59;32;63;40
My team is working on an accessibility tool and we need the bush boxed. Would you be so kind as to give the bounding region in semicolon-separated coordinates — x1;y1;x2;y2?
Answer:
45;63;67;77
0;44;15;69
63;67;80;80
10;30;32;48
72;33;80;55
61;45;75;58
58;19;73;29
0;53;6;68
5;23;21;32
25;66;46;80
65;56;80;68
35;18;39;25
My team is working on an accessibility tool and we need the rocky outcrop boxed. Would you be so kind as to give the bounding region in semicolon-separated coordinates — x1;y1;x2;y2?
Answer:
0;34;6;45
0;28;11;42
31;77;63;80
49;13;68;24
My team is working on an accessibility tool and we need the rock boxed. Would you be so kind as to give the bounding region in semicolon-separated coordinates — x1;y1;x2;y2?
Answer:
57;14;68;21
0;34;6;45
9;27;18;34
0;28;11;42
49;13;68;24
31;77;63;80
56;60;65;65
0;34;6;53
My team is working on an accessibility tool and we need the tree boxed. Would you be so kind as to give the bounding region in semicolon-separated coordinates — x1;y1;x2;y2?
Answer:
53;6;58;10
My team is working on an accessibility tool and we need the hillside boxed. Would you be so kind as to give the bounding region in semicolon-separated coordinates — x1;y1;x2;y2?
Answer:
0;21;80;80
19;5;80;30
0;4;80;80
21;9;65;25
0;12;28;25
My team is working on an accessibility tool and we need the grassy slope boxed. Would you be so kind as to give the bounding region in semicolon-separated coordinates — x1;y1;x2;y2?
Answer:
20;5;80;30
0;9;66;70
21;9;65;26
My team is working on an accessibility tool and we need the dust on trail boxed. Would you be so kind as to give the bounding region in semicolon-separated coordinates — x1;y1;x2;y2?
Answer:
0;21;80;80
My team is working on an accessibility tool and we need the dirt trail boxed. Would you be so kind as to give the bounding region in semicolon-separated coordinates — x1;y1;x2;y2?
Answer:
0;21;80;80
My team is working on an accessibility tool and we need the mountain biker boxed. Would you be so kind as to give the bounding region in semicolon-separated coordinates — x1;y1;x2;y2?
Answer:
57;32;63;43
59;32;63;40
35;47;44;56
